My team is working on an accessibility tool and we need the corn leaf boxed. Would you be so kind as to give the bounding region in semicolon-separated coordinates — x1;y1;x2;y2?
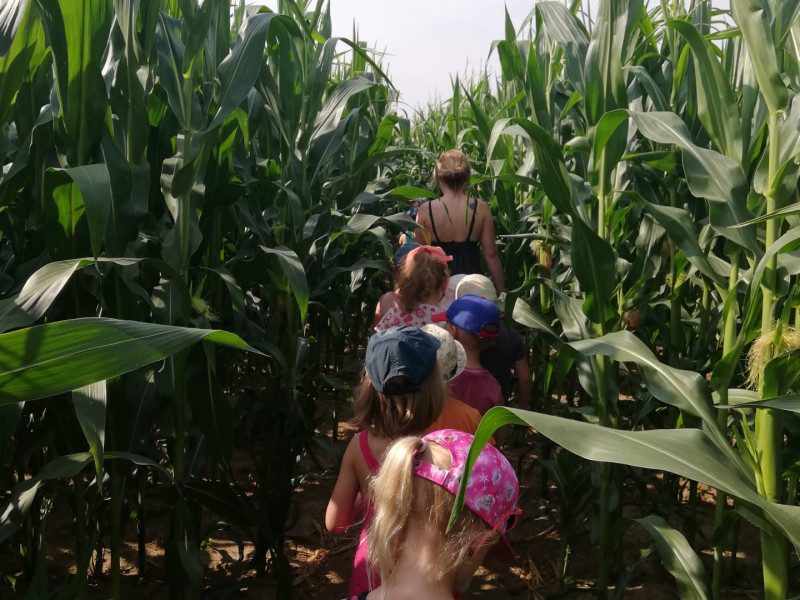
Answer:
449;407;800;556
0;318;257;403
732;0;788;114
259;246;309;324
636;515;710;600
667;20;742;161
629;110;759;256
72;381;106;490
38;0;112;165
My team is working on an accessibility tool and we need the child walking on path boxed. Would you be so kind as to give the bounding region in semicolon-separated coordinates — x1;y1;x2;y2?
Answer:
325;327;447;596
419;324;488;441
374;245;451;331
373;241;420;328
346;429;521;600
434;295;504;415
456;274;532;410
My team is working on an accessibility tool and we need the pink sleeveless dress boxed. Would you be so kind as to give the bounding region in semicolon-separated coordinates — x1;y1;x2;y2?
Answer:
348;431;381;595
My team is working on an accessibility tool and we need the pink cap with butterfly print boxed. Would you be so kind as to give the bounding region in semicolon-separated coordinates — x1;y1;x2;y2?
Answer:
412;429;520;536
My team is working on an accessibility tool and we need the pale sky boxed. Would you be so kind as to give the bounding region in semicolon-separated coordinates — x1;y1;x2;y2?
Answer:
327;0;551;112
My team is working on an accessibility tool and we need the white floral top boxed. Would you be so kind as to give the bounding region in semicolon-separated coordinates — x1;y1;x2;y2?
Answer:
374;303;442;332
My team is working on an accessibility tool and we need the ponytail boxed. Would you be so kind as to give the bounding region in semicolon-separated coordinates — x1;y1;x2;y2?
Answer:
367;437;497;584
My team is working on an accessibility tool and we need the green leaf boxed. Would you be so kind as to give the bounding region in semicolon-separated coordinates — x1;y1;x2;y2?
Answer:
0;453;92;543
311;76;377;141
0;257;191;334
667;20;741;161
510;297;559;341
39;0;112;165
536;1;588;94
58;164;111;259
636;515;710;600
0;0;45;126
724;393;800;413
629;110;758;256
583;0;630;124
736;226;800;350
732;0;788;114
450;407;800;555
645;203;727;285
0;318;257;403
385;185;437;200
571;217;617;324
625;65;669;112
208;12;294;131
0;0;27;56
762;349;800;398
510;117;573;215
733;201;800;227
259;246;309;324
0;258;94;333
72;381;106;490
568;331;735;459
591;109;629;191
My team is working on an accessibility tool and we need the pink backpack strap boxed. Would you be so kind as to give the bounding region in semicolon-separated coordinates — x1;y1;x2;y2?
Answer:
358;430;381;474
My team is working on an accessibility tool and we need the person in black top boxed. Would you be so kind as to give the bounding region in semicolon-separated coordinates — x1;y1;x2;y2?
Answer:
414;150;505;292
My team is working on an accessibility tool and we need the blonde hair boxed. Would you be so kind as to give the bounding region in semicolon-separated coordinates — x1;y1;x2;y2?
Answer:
368;437;497;584
351;367;447;438
432;149;471;191
396;250;449;313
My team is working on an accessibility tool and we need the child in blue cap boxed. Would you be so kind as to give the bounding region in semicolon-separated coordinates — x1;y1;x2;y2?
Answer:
433;294;504;415
326;326;446;596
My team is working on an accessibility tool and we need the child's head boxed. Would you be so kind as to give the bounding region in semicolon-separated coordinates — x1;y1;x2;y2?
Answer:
456;274;498;304
433;294;500;353
369;429;520;585
440;273;466;311
432;150;471;192
396;246;451;313
391;241;421;275
353;326;447;437
421;324;466;382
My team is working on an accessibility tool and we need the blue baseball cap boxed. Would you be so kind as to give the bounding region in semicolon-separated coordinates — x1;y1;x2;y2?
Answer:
365;326;440;395
391;242;421;267
432;294;500;339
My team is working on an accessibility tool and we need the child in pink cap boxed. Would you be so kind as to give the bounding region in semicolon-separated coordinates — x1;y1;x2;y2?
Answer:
344;429;521;600
374;245;452;331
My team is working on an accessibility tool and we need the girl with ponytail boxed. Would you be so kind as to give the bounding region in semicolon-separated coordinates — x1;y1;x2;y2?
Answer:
374;245;451;331
345;429;521;599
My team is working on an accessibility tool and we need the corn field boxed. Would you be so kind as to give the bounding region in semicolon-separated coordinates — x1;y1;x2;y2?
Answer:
1;0;800;598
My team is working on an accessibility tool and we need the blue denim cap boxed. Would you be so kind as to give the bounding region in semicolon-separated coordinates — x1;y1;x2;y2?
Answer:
365;326;440;395
432;294;500;339
391;241;421;267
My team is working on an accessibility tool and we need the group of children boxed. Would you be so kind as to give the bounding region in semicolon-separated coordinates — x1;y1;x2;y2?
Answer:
325;242;528;599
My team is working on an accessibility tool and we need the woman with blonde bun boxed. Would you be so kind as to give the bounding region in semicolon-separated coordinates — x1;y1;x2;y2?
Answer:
415;149;505;293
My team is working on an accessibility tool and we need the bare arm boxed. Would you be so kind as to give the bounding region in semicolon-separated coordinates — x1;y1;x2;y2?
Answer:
514;356;532;411
478;202;505;293
325;437;361;533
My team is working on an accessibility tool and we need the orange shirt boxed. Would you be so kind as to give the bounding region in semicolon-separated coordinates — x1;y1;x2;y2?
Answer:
426;397;495;446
